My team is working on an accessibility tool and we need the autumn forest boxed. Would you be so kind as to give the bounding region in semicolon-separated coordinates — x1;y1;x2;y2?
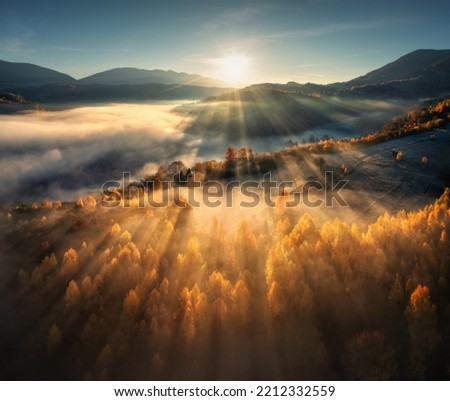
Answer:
1;172;449;379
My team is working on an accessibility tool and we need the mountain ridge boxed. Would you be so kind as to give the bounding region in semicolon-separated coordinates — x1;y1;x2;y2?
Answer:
0;60;231;89
345;49;450;87
2;49;450;102
78;67;230;87
243;49;450;99
0;60;76;87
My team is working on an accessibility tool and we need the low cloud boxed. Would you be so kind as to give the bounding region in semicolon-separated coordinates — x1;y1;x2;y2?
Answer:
0;98;410;204
0;104;198;203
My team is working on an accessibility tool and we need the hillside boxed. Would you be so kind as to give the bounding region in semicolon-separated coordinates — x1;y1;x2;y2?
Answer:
177;87;411;143
180;88;335;140
1;170;449;380
1;93;450;381
0;92;43;113
0;60;75;87
246;49;450;100
346;49;450;86
148;97;450;209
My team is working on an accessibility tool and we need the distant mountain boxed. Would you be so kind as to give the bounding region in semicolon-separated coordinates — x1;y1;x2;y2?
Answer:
2;49;449;104
332;49;450;98
0;60;75;87
346;49;450;87
0;61;229;90
78;67;230;87
243;49;450;99
0;61;233;103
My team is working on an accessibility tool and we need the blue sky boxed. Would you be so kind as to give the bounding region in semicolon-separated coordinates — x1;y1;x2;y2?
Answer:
1;0;449;84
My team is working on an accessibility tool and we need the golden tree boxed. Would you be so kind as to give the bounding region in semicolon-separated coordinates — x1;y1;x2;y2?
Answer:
405;285;440;379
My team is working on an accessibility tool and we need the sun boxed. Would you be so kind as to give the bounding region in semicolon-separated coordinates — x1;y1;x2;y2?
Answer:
217;55;250;84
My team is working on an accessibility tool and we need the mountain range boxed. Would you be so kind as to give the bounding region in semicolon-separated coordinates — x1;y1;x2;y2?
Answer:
0;61;229;88
0;49;449;104
346;49;450;87
0;61;233;104
0;60;75;87
240;49;450;100
78;67;228;87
